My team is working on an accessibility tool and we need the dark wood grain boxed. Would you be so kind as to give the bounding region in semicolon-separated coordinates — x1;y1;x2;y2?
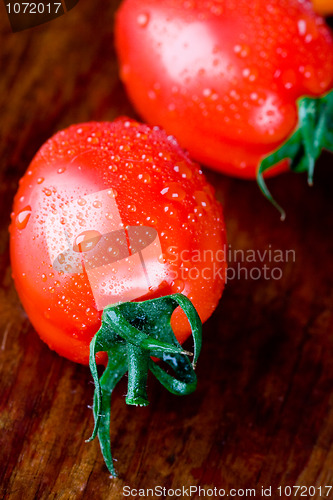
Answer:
0;1;333;499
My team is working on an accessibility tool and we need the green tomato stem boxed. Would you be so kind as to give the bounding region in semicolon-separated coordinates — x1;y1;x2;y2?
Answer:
257;88;333;219
126;343;150;406
86;293;202;477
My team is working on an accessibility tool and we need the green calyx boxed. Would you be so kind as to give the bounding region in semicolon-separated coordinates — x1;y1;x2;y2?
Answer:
257;88;333;220
86;293;202;477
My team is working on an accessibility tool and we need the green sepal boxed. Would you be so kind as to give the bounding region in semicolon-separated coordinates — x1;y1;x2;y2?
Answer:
257;88;333;219
87;293;202;477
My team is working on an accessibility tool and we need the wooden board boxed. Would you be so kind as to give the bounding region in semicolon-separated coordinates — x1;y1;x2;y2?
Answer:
0;1;333;498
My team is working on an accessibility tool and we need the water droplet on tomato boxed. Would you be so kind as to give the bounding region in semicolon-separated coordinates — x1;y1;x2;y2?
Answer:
87;136;99;145
146;215;157;225
138;173;151;183
233;44;250;58
58;253;65;264
77;198;86;206
158;253;166;264
127;204;137;212
171;279;185;293
57;167;66;174
108;246;120;258
107;188;117;198
163;204;176;216
161;183;186;201
188;213;197;223
43;188;52;196
193;206;204;217
73;230;102;253
137;12;149;27
37;177;44;184
174;162;192;180
93;200;102;208
16;206;31;229
281;69;297;90
297;18;307;36
161;151;172;161
148;90;156;100
194;191;211;209
242;68;258;82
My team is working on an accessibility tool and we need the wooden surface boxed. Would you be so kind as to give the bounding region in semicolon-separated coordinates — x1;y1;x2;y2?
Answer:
1;1;333;499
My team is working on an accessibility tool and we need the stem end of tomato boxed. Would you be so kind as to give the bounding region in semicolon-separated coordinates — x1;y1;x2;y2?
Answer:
87;293;202;476
257;88;333;216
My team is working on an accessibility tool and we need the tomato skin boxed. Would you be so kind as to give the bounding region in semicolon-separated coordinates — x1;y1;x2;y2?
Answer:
10;119;226;365
115;0;333;178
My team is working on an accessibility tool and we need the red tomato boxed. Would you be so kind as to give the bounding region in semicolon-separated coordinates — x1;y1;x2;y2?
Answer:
115;0;333;178
10;119;226;365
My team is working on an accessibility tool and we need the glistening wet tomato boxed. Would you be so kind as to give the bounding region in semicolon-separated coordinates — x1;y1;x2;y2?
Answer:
115;0;333;184
9;118;227;475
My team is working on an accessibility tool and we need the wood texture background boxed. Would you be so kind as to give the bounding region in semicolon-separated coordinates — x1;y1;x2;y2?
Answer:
0;1;333;498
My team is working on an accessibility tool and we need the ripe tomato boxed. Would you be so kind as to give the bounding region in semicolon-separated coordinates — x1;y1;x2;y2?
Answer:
10;119;226;366
10;118;227;474
115;0;333;179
